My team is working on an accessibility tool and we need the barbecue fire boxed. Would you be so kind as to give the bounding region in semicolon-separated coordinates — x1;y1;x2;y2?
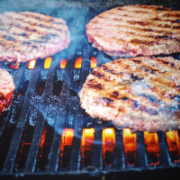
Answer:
123;128;137;166
10;63;20;69
91;57;97;68
44;57;52;69
75;57;82;69
28;60;36;69
166;130;180;163
81;128;95;167
39;127;47;148
144;131;160;166
59;129;74;170
102;128;115;166
60;59;67;69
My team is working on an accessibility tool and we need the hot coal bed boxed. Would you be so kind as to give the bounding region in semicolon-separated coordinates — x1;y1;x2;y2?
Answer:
0;0;180;180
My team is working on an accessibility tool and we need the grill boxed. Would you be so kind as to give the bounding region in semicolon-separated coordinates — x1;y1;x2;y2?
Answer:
0;0;180;179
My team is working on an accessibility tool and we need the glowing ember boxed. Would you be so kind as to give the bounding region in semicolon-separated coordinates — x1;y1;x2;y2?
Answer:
102;128;115;166
39;127;47;148
91;57;97;68
60;59;67;69
123;128;137;166
82;128;95;146
59;129;74;169
81;128;95;167
144;131;160;166
44;57;52;69
10;63;20;69
28;60;36;69
75;57;82;69
166;130;180;163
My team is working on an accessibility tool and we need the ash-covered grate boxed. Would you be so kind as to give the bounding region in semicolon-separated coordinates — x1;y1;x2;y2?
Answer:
0;1;180;179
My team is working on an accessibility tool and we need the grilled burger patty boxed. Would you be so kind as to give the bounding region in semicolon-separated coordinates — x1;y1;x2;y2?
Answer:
0;68;15;115
86;5;180;57
79;56;180;132
0;12;70;63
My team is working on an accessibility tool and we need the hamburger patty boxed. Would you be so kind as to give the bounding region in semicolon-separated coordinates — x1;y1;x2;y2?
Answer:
79;56;180;132
86;5;180;57
0;68;15;115
0;12;70;63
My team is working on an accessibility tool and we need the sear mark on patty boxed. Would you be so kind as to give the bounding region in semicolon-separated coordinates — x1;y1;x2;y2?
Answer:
19;33;27;37
132;100;159;115
112;91;119;97
120;97;129;101
102;97;114;105
131;74;144;81
87;79;103;90
3;35;15;41
91;71;104;78
139;93;160;103
101;64;119;75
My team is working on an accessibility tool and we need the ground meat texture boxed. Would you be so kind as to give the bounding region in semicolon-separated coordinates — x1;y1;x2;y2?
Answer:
86;5;180;57
0;68;15;115
0;11;70;63
79;56;180;132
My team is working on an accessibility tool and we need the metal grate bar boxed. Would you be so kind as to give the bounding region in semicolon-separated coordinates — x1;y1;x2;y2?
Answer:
0;95;24;171
47;67;72;172
158;132;171;166
3;98;30;173
92;124;102;170
136;132;148;167
114;129;125;169
25;57;58;172
69;109;83;171
69;49;90;171
69;82;83;170
35;103;57;172
13;106;38;172
2;61;44;172
24;105;47;173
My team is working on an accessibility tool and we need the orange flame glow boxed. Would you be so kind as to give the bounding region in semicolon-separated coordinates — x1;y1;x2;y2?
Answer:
10;63;20;69
75;57;82;69
44;57;52;69
59;129;74;169
102;128;115;165
91;57;97;69
144;131;160;166
123;128;137;166
60;59;67;69
166;130;180;163
62;128;74;146
28;60;36;69
81;128;95;147
81;128;95;167
39;127;47;148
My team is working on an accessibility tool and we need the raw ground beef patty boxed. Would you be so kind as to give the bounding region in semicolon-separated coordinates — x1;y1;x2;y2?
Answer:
0;11;70;63
0;68;15;115
86;4;180;57
79;56;180;132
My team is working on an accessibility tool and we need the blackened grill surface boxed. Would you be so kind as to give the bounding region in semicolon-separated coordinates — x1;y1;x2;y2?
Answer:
0;0;180;180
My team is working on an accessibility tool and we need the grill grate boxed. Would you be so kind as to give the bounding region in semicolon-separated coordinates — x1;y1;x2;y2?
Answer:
0;1;180;179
